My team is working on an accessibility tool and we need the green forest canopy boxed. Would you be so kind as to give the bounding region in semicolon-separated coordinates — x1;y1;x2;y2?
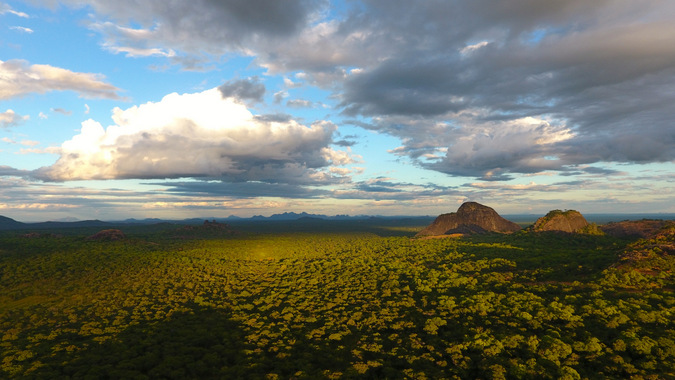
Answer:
1;220;674;379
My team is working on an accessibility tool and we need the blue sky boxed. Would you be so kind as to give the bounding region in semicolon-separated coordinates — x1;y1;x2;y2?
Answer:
1;0;674;221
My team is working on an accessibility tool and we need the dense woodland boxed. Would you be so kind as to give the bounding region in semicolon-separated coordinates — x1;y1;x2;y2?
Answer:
1;220;674;379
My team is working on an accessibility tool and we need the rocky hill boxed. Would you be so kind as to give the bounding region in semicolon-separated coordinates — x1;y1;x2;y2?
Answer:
0;215;26;230
601;219;670;238
531;210;589;233
416;202;521;237
614;221;674;265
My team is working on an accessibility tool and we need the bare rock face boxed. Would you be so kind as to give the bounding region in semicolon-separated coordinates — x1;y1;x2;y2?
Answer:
416;202;521;237
86;229;126;241
531;210;589;233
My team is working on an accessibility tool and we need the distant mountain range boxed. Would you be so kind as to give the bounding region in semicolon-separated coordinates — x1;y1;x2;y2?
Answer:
0;212;429;231
1;212;673;231
0;215;114;231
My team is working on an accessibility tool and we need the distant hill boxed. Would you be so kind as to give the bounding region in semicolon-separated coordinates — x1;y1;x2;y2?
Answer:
29;220;112;230
0;215;26;230
416;202;521;237
0;216;111;231
251;212;371;221
2;210;672;232
0;212;415;231
531;210;589;233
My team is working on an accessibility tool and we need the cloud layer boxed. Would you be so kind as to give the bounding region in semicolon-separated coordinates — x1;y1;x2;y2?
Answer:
63;0;323;64
40;0;675;181
0;59;122;100
36;87;350;185
333;0;675;179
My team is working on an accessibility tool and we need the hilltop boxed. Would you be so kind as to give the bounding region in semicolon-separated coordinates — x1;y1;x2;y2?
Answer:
531;210;589;233
0;215;25;230
416;202;521;237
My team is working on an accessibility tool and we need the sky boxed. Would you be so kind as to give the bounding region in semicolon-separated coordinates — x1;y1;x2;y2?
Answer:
1;0;674;222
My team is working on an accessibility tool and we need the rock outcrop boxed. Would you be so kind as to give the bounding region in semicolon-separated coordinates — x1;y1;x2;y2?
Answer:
531;210;589;233
174;220;238;238
86;229;126;241
416;202;521;237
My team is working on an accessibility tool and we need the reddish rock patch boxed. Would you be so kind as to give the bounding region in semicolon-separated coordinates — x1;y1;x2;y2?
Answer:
86;229;126;241
21;232;64;238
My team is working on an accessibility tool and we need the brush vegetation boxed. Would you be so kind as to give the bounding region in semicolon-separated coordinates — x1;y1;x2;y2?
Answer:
1;220;674;379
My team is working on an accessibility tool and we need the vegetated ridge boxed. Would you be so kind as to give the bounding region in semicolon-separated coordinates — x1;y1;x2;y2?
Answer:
416;202;521;237
601;219;671;238
614;220;675;265
531;209;589;233
0;215;26;230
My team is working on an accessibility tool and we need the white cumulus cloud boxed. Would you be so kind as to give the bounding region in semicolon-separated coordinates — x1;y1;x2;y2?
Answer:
0;59;122;100
0;109;29;128
36;87;350;184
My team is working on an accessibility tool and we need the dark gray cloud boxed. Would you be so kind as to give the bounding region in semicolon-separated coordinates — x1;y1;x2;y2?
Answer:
253;113;293;123
332;0;675;180
356;183;403;194
218;77;265;103
286;99;314;108
0;165;32;177
559;167;624;177
333;139;356;147
330;177;461;201
146;180;330;199
51;108;72;116
69;0;325;63
37;0;675;182
150;176;462;203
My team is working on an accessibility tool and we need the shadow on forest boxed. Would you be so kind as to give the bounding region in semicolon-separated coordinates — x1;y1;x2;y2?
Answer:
463;232;627;281
31;305;253;379
29;303;363;379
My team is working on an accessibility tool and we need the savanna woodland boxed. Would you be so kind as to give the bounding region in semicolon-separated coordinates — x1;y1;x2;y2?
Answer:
1;217;674;379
